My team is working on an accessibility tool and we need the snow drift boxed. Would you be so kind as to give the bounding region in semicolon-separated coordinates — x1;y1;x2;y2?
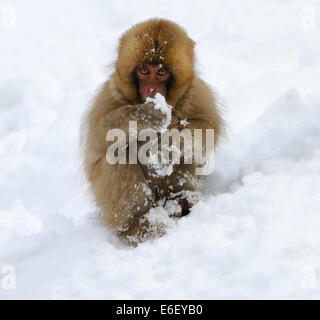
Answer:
1;87;319;299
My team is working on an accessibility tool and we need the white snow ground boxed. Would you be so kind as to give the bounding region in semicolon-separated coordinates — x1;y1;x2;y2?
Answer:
0;0;320;299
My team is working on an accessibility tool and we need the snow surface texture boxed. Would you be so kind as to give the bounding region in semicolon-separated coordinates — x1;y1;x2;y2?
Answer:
1;0;320;299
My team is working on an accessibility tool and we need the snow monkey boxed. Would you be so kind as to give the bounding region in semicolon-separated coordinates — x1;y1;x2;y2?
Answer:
82;19;223;243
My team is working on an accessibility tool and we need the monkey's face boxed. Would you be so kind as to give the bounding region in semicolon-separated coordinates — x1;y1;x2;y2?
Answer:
135;64;171;101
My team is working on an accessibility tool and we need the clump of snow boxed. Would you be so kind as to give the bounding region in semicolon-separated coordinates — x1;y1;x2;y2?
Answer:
180;119;189;126
162;190;203;217
145;93;172;133
146;145;174;177
144;93;174;176
145;206;176;230
149;160;174;177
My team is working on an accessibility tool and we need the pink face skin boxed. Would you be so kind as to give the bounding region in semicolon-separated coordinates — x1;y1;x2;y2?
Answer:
136;64;171;101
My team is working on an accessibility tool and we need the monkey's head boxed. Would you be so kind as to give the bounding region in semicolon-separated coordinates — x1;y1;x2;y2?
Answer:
115;18;195;106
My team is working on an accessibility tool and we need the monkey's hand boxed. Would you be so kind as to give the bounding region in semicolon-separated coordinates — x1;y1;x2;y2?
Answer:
175;198;193;217
103;102;166;136
128;102;167;132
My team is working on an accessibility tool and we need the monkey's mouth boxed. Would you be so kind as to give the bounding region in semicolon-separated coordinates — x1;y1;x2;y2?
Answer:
143;90;165;100
146;89;157;98
143;93;157;100
140;85;167;101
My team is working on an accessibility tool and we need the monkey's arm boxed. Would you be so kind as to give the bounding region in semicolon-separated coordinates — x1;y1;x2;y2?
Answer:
84;102;165;173
171;76;223;146
85;103;166;232
104;102;166;138
168;117;216;162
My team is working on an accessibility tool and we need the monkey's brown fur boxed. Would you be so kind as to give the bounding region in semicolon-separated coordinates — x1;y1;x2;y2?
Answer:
82;19;224;243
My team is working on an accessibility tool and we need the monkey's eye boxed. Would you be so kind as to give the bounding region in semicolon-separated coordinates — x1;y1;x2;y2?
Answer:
139;66;149;75
157;68;167;76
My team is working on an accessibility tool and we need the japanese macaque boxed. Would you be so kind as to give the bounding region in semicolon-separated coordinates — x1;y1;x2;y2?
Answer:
82;18;223;243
